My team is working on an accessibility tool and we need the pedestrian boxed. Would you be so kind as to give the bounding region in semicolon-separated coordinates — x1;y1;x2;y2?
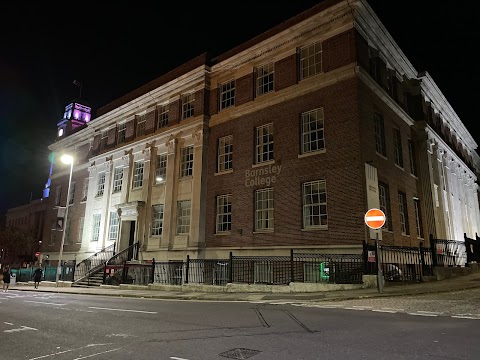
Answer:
33;267;43;289
2;267;12;292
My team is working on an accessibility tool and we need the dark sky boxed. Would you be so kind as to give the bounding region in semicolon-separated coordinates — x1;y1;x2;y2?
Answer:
0;1;478;215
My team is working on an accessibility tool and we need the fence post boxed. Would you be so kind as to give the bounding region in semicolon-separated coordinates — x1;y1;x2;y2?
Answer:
103;263;107;284
429;234;437;267
72;258;76;282
151;258;155;284
229;252;233;284
122;260;127;284
419;241;425;281
185;255;190;284
362;240;368;274
290;249;294;284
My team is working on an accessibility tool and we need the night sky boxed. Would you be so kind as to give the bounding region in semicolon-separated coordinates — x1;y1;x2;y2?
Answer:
0;1;478;216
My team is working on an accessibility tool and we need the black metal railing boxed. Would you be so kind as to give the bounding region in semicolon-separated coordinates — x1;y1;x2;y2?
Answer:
429;234;466;267
464;233;480;264
106;242;139;266
74;243;116;281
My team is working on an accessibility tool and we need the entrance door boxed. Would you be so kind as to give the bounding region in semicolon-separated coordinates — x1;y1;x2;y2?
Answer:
128;220;136;261
119;220;136;261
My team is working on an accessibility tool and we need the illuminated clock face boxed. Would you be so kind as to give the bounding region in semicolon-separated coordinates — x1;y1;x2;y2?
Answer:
58;128;64;137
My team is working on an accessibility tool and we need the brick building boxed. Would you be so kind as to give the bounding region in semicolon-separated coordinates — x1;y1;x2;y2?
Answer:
40;0;479;265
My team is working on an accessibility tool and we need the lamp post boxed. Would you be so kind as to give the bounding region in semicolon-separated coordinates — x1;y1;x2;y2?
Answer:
56;154;74;287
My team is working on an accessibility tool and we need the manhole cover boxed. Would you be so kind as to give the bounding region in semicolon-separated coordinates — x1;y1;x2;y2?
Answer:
219;348;262;359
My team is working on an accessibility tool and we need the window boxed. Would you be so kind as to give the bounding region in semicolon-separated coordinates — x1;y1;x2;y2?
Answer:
220;79;235;110
256;63;274;96
68;182;75;205
92;214;101;242
136;114;146;136
132;161;144;188
157;104;169;129
100;130;108;149
300;41;323;79
301;108;325;154
255;124;274;164
408;139;417;176
255;188;274;231
155;153;167;184
96;172;106;196
378;181;392;231
182;93;195;119
414;198;423;238
49;223;56;246
398;191;409;235
180;146;194;178
64;218;71;245
55;186;62;206
302;180;327;228
393;128;404;167
374;113;386;157
109;212;119;241
176;200;191;235
117;123;127;144
78;217;84;243
112;167;124;193
151;204;164;236
82;178;88;202
216;194;232;233
217;135;233;172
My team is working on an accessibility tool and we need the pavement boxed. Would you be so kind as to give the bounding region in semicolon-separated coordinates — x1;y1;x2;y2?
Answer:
6;270;480;303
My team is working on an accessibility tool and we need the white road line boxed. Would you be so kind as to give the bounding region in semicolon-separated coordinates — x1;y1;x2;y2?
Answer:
311;304;343;308
72;348;121;360
5;326;38;333
351;305;372;309
451;315;480;320
24;301;65;306
88;307;157;314
171;357;190;360
28;344;113;360
417;311;443;315
372;309;397;313
381;308;404;312
4;322;13;325
408;313;438;317
270;302;292;305
345;307;365;310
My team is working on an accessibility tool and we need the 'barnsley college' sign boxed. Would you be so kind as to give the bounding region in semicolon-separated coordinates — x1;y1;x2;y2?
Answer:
245;164;282;187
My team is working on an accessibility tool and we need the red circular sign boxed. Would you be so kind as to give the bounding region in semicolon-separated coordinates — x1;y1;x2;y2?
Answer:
364;208;386;229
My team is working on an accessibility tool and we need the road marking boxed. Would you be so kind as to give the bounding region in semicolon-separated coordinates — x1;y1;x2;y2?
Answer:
4;322;13;325
345;307;365;310
417;311;443;315
408;313;438;317
270;302;292;305
171;357;190;360
372;309;397;313
24;301;65;306
381;308;404;312
28;343;113;360
89;307;157;314
5;326;38;333
451;315;480;320
73;348;121;359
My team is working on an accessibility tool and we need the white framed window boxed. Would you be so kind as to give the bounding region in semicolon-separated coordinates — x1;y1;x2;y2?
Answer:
96;172;106;196
408;139;417;176
398;191;409;235
378;181;392;231
77;217;84;244
49;224;56;246
180;146;194;178
112;167;124;193
100;130;108;149
301;108;325;154
414;198;423;238
256;62;274;96
109;212;119;241
136;114;146;136
117;123;127;144
393;128;404;167
182;93;195;119
55;186;62;206
67;182;75;205
255;123;274;164
132;161;144;188
216;194;232;233
217;135;233;172
176;200;191;235
300;41;323;79
151;204;164;236
92;214;101;242
255;188;274;231
82;178;88;202
155;153;167;184
302;180;327;228
220;79;235;110
374;113;386;157
157;104;169;129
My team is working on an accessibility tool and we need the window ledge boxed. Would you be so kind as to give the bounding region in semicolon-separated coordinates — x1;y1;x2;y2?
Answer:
253;230;274;234
252;160;274;169
179;176;193;181
215;169;233;176
298;149;326;159
131;187;142;191
394;164;404;171
154;182;166;186
410;173;418;180
376;152;388;161
302;226;328;231
215;232;232;236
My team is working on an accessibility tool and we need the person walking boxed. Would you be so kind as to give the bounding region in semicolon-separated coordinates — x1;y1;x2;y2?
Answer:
2;267;12;292
33;267;43;289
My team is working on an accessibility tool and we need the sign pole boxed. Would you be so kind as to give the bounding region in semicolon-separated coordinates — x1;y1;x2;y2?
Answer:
375;230;383;293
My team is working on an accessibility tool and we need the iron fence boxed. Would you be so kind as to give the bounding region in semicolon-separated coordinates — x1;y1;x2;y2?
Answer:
430;235;466;267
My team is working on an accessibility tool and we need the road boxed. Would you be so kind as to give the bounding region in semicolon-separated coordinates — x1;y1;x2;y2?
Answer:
1;289;479;360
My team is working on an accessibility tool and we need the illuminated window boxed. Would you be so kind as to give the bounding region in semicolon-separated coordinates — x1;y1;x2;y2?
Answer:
180;146;194;178
151;204;164;236
414;198;423;238
256;63;274;96
255;124;274;164
398;191;409;235
216;194;232;233
96;172;106;196
157;104;169;129
301;108;324;154
155;154;167;184
374;113;386;157
112;167;123;193
300;41;322;79
393;128;404;168
302;180;327;228
117;123;127;144
408;139;417;176
220;79;235;110
82;178;88;202
255;188;274;231
182;93;195;119
136;114;146;136
132;161;144;188
217;135;233;172
92;214;101;242
109;212;119;241
378;181;392;231
100;130;108;149
176;200;191;234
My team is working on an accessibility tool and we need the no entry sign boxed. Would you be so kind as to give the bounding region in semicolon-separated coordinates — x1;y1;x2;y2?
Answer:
364;208;386;229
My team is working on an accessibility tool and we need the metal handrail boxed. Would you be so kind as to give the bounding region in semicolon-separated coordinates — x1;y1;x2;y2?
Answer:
74;243;116;281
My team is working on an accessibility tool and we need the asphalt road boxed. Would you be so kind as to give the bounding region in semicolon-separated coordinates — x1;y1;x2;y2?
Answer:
1;289;479;360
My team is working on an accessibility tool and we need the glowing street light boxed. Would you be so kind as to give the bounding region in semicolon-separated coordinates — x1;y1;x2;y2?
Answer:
56;154;74;287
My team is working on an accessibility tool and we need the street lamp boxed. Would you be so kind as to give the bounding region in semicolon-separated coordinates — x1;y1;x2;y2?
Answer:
56;154;74;287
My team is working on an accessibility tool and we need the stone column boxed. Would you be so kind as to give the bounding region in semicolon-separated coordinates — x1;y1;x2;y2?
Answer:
100;159;113;250
120;151;132;204
161;136;178;249
189;125;206;248
80;163;98;252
